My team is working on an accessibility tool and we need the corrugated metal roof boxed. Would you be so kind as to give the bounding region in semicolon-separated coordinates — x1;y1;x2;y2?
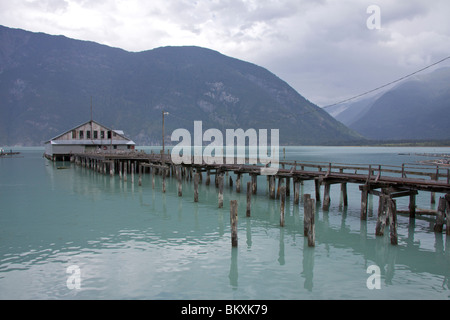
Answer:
45;120;135;144
50;140;135;145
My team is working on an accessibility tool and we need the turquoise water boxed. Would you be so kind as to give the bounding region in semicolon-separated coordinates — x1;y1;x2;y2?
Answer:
0;146;449;300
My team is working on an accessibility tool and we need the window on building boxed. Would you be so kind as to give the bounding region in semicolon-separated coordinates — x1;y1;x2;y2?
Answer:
107;131;112;139
93;131;98;139
72;130;76;139
113;145;117;150
86;131;91;139
79;130;84;139
101;131;105;139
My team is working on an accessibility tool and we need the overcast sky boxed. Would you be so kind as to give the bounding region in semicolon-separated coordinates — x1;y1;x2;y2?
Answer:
1;0;450;106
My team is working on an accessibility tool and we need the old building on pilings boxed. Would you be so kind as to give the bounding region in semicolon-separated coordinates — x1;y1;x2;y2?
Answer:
44;120;135;161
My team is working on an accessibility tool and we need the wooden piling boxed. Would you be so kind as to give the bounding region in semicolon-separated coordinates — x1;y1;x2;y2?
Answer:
246;182;251;217
177;167;182;197
206;170;210;186
162;168;166;193
341;183;348;207
409;193;416;219
375;195;387;236
280;186;286;227
269;175;276;199
361;185;369;220
294;179;300;205
314;179;321;202
236;173;241;193
285;177;290;197
251;174;257;194
323;182;331;210
218;174;224;208
388;198;398;245
434;197;446;233
230;200;238;247
138;164;142;186
194;172;199;202
303;194;315;247
152;168;155;189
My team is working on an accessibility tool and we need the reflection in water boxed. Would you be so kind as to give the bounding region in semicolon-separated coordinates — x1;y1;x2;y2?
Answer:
2;148;450;299
229;248;238;289
302;239;314;291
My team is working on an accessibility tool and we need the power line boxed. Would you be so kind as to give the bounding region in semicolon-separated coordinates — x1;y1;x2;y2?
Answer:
321;55;450;109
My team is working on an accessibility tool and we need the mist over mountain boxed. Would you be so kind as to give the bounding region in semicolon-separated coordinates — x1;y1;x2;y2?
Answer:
327;67;450;141
0;25;362;146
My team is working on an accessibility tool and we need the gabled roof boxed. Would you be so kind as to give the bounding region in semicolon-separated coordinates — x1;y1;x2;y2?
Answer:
45;120;135;144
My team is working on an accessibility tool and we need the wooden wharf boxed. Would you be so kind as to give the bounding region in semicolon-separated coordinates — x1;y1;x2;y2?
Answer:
61;150;450;247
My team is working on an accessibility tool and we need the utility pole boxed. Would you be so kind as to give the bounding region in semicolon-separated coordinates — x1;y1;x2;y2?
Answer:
162;110;169;154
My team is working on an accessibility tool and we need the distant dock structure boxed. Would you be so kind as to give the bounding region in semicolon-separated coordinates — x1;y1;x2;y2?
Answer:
44;120;135;161
0;148;20;157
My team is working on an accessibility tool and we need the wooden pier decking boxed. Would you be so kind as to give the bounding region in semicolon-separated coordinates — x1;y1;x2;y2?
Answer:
49;150;450;246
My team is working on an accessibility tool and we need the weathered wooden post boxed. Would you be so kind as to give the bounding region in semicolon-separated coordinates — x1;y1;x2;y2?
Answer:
162;167;166;193
409;193;416;219
361;185;369;220
123;163;127;182
303;194;315;247
138;164;142;186
229;175;233;188
230;200;238;247
251;174;257;194
303;194;311;236
245;182;251;217
276;177;283;199
236;173;241;193
269;175;276;199
388;198;398;245
285;177;290;197
152;167;155;189
314;179;321;202
294;179;300;205
280;186;286;227
323;182;331;210
434;197;446;233
341;183;348;207
206;170;211;186
194;172;199;202
218;174;224;208
177;167;182;197
131;163;134;183
375;194;387;236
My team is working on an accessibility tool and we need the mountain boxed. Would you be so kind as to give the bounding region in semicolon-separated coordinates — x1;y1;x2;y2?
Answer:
327;68;450;140
0;25;362;146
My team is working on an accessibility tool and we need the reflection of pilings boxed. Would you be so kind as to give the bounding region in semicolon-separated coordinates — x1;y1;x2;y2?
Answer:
280;186;286;227
229;248;238;288
302;239;314;291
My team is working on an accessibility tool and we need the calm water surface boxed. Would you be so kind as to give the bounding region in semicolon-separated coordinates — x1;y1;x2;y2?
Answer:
0;146;449;300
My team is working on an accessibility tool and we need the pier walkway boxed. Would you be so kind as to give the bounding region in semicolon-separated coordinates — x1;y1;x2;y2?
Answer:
49;150;450;246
